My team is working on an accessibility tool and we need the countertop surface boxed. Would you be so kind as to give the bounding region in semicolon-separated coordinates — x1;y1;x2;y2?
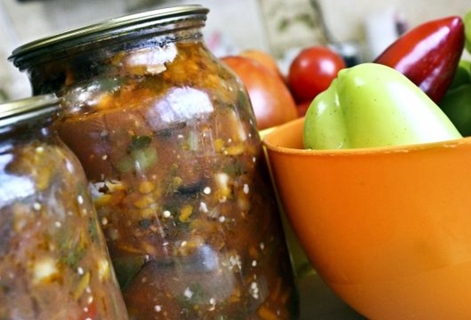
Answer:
297;271;366;320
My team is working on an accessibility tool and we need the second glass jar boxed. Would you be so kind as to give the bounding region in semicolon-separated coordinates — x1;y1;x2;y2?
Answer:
10;5;298;319
0;95;128;319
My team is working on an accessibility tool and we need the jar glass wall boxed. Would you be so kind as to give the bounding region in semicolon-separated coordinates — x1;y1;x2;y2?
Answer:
10;6;299;319
0;95;128;319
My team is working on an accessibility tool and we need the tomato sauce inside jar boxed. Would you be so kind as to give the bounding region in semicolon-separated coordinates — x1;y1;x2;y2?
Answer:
10;6;299;319
0;95;128;319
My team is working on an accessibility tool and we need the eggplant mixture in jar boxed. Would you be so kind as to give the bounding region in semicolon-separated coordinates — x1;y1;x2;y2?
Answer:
0;95;128;319
10;6;298;319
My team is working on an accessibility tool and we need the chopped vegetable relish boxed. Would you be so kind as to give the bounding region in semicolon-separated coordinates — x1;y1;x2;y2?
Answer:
0;99;127;319
11;10;298;318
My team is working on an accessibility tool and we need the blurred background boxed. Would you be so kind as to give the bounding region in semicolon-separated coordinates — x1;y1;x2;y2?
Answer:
1;0;470;101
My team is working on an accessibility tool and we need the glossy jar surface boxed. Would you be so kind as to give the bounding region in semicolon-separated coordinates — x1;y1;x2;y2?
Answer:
10;6;298;319
0;95;128;319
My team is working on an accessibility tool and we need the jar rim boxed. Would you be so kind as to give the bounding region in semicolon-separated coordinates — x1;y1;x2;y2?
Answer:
9;4;209;67
0;94;61;128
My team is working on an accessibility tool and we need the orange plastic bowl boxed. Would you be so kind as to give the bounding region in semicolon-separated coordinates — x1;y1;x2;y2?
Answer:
263;117;471;320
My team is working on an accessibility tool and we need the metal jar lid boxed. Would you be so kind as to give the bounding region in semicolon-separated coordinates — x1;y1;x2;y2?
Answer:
9;4;209;68
0;94;61;128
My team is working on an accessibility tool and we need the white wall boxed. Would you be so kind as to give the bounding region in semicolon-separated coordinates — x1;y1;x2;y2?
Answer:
1;0;471;100
0;0;269;100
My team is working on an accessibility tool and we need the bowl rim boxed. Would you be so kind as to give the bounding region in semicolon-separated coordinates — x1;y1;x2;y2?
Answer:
262;117;471;156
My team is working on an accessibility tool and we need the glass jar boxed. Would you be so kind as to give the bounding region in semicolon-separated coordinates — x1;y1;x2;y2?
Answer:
10;5;298;319
0;94;128;319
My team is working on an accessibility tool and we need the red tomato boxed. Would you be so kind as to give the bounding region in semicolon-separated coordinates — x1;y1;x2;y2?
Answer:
239;49;285;81
287;46;346;103
296;101;311;117
221;55;298;130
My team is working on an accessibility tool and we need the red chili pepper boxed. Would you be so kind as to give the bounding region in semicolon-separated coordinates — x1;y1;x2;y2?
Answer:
374;16;465;103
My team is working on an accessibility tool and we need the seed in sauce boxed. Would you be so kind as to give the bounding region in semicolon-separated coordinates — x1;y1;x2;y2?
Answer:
243;184;250;194
162;210;171;218
203;186;211;195
250;281;260;299
199;201;208;213
184;287;193;299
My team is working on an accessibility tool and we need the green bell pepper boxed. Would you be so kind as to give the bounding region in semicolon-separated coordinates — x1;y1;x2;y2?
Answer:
303;63;462;150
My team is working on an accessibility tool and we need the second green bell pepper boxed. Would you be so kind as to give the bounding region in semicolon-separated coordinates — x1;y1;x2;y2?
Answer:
448;59;471;90
439;83;471;137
